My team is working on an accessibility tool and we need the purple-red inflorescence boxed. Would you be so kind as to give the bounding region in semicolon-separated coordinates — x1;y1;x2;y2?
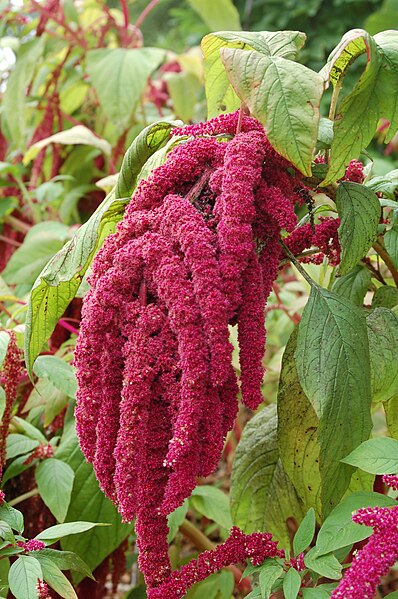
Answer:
0;331;22;480
74;110;340;595
147;527;283;599
331;505;398;599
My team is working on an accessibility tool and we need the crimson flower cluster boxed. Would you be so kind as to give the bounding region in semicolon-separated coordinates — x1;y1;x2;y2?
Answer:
331;505;398;599
74;111;337;593
0;331;22;480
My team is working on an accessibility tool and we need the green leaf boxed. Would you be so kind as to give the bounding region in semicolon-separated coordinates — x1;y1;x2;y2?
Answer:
165;72;202;123
3;38;44;148
33;356;77;399
385;225;398;269
302;589;331;599
36;459;75;523
35;549;93;579
278;331;323;517
385;394;398;439
335;182;380;275
55;427;133;582
293;508;315;556
86;48;165;128
366;169;398;200
0;332;10;370
372;286;398;309
115;121;178;199
187;0;241;30
191;486;232;530
304;549;342;580
221;47;324;176
283;567;301;599
36;521;108;544
23;126;111;165
366;308;398;403
201;30;306;118
6;434;39;460
167;500;188;543
315;491;396;556
2;454;35;485
186;570;234;599
322;30;398;184
295;286;372;516
0;503;24;534
36;557;77;599
25;121;174;376
259;559;283;599
0;557;9;597
12;417;46;442
384;592;398;599
0;521;14;543
332;266;371;306
8;556;42;599
342;437;398;474
231;404;305;548
2;222;71;285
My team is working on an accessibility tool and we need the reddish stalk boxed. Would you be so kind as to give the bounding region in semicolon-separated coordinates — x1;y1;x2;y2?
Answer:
135;0;160;29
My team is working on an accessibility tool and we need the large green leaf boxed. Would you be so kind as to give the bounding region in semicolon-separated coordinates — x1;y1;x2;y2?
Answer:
2;222;71;285
322;29;398;184
366;308;398;403
36;459;75;523
35;549;93;580
221;48;324;175
385;225;398;268
36;522;108;544
278;331;323;517
3;38;44;148
37;556;77;599
230;404;305;548
8;556;42;599
190;486;232;530
295;286;372;516
187;0;241;31
86;48;165;128
335;182;380;275
24;121;174;376
314;491;396;556
201;30;306;118
33;356;77;399
55;427;133;582
372;285;398;309
332;265;371;306
342;437;398;474
385;394;398;439
6;434;40;460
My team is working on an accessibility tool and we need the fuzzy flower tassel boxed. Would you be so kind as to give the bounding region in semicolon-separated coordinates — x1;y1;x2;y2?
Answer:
74;110;338;591
331;505;398;599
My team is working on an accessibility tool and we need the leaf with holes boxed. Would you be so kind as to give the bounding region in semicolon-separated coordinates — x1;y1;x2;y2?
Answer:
201;30;306;118
221;48;324;175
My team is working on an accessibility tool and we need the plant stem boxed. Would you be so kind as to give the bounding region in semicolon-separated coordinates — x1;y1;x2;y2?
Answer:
9;488;39;507
4;215;31;234
0;235;21;248
280;240;318;288
120;0;130;29
373;240;398;287
135;0;160;29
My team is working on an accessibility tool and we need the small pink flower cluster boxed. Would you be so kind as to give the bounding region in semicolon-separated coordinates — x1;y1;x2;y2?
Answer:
0;490;5;504
383;474;398;490
17;539;46;552
342;159;365;184
331;505;398;599
36;579;51;599
74;111;338;593
23;443;54;465
284;217;341;266
147;527;283;599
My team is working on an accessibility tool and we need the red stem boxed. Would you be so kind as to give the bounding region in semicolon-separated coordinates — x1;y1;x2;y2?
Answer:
120;0;130;29
58;319;79;335
135;0;160;29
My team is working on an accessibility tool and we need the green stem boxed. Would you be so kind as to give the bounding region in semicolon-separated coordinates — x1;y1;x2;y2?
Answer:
328;78;343;122
9;488;39;507
15;175;39;223
3;215;31;234
280;240;318;288
373;240;398;287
